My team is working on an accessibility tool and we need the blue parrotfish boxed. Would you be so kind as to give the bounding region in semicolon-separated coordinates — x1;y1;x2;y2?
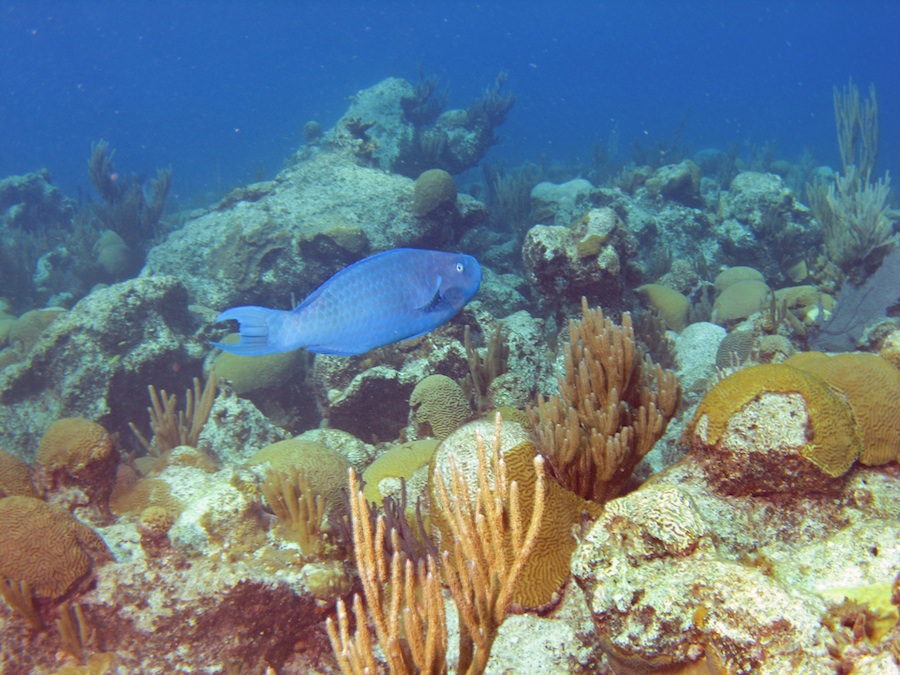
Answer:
212;248;482;356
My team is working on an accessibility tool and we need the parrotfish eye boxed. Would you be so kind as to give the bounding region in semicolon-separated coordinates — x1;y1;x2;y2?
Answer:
456;262;464;272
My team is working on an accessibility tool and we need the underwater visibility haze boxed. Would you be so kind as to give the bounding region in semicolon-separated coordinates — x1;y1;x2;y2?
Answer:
1;2;900;673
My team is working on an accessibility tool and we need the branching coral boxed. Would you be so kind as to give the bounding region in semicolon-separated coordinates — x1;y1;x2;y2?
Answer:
328;414;547;675
261;468;327;558
433;415;546;675
327;469;447;675
129;372;218;456
528;297;680;503
461;323;509;414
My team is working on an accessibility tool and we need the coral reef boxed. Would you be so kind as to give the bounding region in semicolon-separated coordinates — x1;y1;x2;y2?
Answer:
5;74;900;674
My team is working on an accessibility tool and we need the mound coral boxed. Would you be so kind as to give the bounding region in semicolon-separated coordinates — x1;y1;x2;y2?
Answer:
635;283;691;332
213;334;303;394
0;496;110;601
712;278;771;325
409;374;471;440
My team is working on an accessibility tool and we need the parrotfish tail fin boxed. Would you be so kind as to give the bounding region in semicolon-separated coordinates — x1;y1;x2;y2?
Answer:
211;306;283;356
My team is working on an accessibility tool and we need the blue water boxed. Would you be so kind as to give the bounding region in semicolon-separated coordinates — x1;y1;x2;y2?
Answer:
2;1;898;204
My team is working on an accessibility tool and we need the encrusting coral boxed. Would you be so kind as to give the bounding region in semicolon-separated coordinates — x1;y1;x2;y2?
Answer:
529;297;680;503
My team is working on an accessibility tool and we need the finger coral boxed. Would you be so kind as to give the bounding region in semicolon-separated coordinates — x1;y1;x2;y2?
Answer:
0;496;110;601
529;297;680;503
430;417;597;611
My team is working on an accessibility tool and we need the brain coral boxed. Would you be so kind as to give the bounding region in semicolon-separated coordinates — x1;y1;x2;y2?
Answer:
409;374;471;440
0;450;37;498
0;496;110;600
250;439;351;512
689;363;862;495
786;352;900;466
429;418;598;611
36;418;118;510
715;329;755;369
36;418;114;474
412;168;457;216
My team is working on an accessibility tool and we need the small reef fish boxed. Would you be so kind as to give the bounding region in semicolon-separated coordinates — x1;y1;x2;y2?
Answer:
212;248;482;356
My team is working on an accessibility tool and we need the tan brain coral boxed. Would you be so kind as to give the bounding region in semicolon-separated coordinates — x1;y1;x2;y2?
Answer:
0;496;110;600
786;352;900;466
0;450;37;498
36;418;118;512
410;374;471;440
36;418;115;474
689;363;862;495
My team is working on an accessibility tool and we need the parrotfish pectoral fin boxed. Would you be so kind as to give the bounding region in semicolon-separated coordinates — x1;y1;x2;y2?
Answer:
416;275;443;311
211;305;284;356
